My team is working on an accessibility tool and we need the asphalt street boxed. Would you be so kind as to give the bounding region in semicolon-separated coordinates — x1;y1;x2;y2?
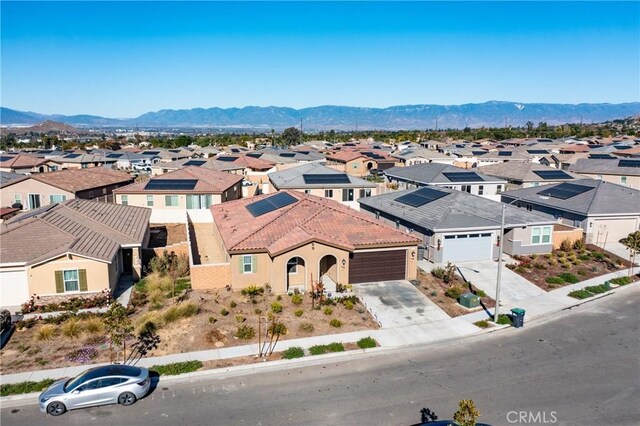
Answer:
2;287;639;426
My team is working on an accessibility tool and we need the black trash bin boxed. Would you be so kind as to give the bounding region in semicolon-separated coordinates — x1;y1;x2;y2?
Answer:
511;308;526;328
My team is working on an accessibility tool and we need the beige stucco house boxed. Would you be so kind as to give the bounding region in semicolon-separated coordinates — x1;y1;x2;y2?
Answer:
189;191;420;294
0;199;151;309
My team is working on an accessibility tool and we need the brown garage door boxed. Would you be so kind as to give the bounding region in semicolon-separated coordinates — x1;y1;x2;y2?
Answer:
349;250;406;283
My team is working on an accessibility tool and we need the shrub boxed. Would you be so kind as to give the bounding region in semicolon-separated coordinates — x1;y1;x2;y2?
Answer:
329;319;342;328
61;319;83;339
241;285;264;297
568;290;594;300
276;295;282;301
323;307;333;315
505;263;517;270
221;308;229;316
309;345;328;355
559;273;579;284
205;328;226;344
357;337;377;349
445;285;464;300
294;309;304;317
545;276;565;285
254;308;262;315
474;320;490;328
556;251;566;258
573;239;586;251
82;317;104;335
549;259;558;267
299;322;314;332
327;342;345;352
65;346;98;364
176;302;199;317
585;284;609;294
209;316;217;324
163;306;181;323
35;324;56;341
0;379;55;397
578;254;591;261
282;347;305;359
474;289;487;298
430;291;438;297
271;301;283;314
560;239;573;252
291;293;303;305
530;253;538;260
515;266;528;273
610;276;632;286
577;269;588;277
235;314;246;324
151;360;203;376
84;334;107;346
343;300;354;310
235;324;256;339
533;262;547;270
229;300;237;309
496;314;512;325
592;252;605;260
544;253;553;259
431;267;446;279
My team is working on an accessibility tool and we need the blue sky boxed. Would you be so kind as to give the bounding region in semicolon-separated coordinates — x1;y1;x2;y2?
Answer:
2;1;639;117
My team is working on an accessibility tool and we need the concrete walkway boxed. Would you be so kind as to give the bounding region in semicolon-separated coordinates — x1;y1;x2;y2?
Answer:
352;280;450;327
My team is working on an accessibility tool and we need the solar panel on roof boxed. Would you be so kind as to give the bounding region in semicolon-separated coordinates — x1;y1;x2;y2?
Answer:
614;145;632;150
144;179;198;191
0;156;14;162
618;159;640;168
247;153;262;158
39;150;53;154
298;151;310;155
279;153;296;158
472;144;482;148
303;174;351;185
538;138;553;142
231;148;240;153
216;156;238;162
443;172;484;182
64;153;82;158
143;151;160;155
472;151;487;155
537;183;594;200
184;160;206;166
498;151;512;156
169;149;181;153
589;154;615;159
246;192;297;217
107;153;123;158
527;150;549;154
456;144;466;148
395;187;448;207
533;170;573;180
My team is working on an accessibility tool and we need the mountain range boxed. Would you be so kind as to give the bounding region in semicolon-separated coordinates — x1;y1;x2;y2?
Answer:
2;101;638;130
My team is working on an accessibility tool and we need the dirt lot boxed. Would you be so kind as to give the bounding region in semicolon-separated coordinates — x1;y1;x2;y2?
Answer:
508;245;632;291
148;224;187;248
1;285;378;374
414;269;495;318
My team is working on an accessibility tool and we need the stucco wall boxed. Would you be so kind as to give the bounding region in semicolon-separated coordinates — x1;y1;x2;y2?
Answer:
552;226;584;249
2;179;74;209
575;173;640;191
191;263;231;290
28;254;113;296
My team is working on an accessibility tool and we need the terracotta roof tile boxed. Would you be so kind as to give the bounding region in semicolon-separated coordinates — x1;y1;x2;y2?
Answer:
115;166;242;194
212;191;419;255
326;151;365;162
29;167;133;193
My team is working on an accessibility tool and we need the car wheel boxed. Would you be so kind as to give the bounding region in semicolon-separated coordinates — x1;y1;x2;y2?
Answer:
46;401;66;416
118;392;137;406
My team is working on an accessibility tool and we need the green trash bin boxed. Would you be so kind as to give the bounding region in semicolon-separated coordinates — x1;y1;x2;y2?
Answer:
459;293;480;308
511;308;526;328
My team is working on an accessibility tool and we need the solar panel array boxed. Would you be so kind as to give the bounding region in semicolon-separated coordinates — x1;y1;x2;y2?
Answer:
0;156;14;162
246;192;297;217
216;156;238;162
395;187;449;207
279;153;296;158
443;172;484;182
143;151;160;155
472;151;487;156
362;152;385;160
64;153;82;159
107;153;123;158
247;153;262;158
184;160;206;167
231;148;240;153
533;170;573;180
144;179;198;191
297;151;310;155
614;145;632;150
38;150;53;154
618;159;640;168
168;149;181;153
537;183;594;200
498;151;512;156
589;154;615;160
527;150;549;154
302;174;351;185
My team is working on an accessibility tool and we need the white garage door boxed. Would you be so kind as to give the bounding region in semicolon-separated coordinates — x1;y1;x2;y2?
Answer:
442;233;493;263
592;218;639;243
0;269;30;307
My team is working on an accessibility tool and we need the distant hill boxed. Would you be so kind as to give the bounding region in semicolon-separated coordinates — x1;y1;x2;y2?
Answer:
1;120;81;135
2;102;639;130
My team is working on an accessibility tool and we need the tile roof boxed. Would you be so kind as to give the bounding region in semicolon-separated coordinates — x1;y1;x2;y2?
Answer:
501;179;640;216
212;191;419;255
477;162;582;183
0;154;48;169
214;154;275;170
26;167;134;193
115;166;242;194
0;171;27;186
1;199;151;265
326;151;365;162
51;153;116;164
268;163;376;189
384;163;506;184
154;158;244;172
359;187;555;232
569;158;640;176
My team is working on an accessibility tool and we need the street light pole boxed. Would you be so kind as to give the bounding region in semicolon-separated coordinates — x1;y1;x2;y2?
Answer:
494;204;506;323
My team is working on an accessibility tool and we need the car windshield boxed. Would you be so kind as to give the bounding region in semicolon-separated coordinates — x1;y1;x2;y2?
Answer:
63;366;141;392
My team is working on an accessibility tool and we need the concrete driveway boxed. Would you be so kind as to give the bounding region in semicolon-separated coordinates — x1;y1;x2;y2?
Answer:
352;280;450;328
455;260;545;306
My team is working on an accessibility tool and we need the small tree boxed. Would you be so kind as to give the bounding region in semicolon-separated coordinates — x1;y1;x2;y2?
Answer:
126;321;161;366
104;302;133;363
453;399;481;426
281;127;301;147
620;231;640;276
444;262;456;285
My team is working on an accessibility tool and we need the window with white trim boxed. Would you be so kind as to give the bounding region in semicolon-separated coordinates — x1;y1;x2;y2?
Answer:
49;194;67;204
621;176;627;185
496;185;503;194
121;195;128;205
14;194;21;204
64;270;79;292
146;195;154;207
531;226;552;245
478;185;484;195
165;195;178;207
287;258;298;274
242;255;253;274
324;189;333;198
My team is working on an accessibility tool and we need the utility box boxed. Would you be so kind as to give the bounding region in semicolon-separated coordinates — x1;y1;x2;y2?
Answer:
511;308;526;328
459;292;480;308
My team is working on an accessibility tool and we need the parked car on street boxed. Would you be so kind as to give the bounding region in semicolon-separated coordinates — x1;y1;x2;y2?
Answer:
39;365;150;416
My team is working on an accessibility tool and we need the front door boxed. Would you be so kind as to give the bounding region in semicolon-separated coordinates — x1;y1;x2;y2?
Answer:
122;249;133;275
